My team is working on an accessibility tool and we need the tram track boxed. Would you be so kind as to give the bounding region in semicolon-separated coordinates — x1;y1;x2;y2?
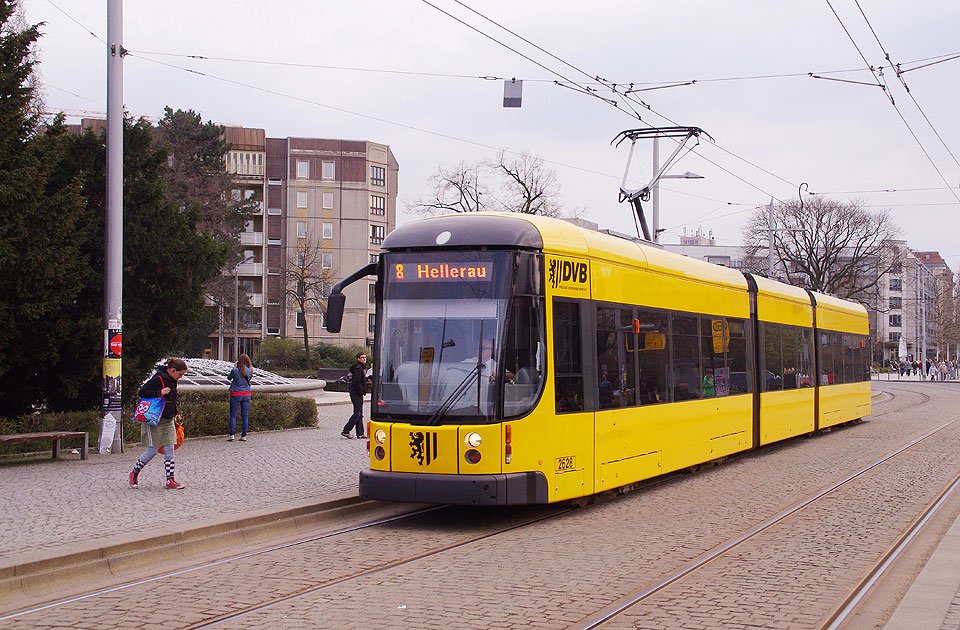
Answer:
568;411;960;630
4;383;948;629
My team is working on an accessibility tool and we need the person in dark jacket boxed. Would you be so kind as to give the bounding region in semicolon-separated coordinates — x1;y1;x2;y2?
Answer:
341;352;367;439
129;358;188;489
227;353;253;442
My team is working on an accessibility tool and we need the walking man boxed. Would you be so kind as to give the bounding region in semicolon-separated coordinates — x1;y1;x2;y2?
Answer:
341;352;367;439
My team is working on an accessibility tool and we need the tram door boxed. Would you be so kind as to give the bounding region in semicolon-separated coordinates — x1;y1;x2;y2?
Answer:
551;298;593;501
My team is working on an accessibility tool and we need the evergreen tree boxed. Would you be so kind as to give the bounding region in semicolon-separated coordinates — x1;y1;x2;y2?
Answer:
0;1;88;415
60;118;229;407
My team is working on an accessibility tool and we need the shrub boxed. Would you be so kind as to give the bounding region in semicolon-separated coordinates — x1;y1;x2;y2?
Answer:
0;392;317;456
312;342;368;368
255;337;310;370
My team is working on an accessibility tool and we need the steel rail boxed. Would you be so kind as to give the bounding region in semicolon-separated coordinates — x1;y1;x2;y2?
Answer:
567;414;960;630
0;504;443;622
822;469;960;629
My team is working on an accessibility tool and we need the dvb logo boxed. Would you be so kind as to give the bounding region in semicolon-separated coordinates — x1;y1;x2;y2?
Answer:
549;258;588;289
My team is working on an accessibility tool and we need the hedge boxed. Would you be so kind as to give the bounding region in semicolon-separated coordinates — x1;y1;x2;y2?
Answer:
0;392;318;456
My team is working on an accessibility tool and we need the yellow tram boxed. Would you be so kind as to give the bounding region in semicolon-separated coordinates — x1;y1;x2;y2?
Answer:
325;213;871;505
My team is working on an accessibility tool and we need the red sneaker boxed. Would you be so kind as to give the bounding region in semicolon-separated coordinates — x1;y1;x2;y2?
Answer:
129;470;139;488
165;478;185;490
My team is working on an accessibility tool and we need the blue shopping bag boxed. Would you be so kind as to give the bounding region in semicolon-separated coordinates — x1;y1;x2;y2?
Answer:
133;374;166;426
133;397;165;426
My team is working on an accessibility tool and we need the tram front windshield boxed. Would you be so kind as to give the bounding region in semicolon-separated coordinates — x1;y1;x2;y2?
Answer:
375;251;514;424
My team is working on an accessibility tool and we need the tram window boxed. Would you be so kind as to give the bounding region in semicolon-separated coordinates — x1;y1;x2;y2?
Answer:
671;315;701;400
763;323;782;391
842;334;855;384
727;318;750;395
554;300;584;413
781;326;798;390
504;296;545;418
798;329;813;387
699;317;726;397
858;335;870;382
636;309;668;405
596;306;634;409
819;331;837;385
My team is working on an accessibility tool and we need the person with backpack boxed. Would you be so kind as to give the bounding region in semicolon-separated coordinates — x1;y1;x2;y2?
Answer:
129;358;188;490
227;354;254;442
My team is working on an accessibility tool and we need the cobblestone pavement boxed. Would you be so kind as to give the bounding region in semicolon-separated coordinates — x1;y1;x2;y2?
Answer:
9;382;960;630
0;395;367;568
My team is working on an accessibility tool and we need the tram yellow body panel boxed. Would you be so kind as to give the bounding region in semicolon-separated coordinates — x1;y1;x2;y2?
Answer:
819;382;871;428
759;388;816;445
812;292;870;334
595;394;753;492
753;275;814;327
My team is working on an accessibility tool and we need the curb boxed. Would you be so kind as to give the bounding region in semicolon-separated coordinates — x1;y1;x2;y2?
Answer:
0;493;385;611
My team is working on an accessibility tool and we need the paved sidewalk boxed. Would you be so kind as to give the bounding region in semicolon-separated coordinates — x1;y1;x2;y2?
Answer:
0;391;367;571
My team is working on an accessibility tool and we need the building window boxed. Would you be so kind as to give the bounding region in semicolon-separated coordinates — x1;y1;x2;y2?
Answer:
296;311;305;329
889;314;902;327
322;222;333;239
370;194;385;216
371;165;385;186
368;313;376;333
322;282;332;298
296;221;307;239
368;283;376;304
321;252;333;269
296;252;305;267
889;332;901;342
889;278;902;291
369;253;379;264
296;191;308;209
231;189;242;201
322;161;335;180
370;224;385;244
890;263;902;273
889;296;902;309
296;160;309;179
322;192;334;209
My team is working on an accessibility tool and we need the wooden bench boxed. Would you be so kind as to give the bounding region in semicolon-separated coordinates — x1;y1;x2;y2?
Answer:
0;431;88;460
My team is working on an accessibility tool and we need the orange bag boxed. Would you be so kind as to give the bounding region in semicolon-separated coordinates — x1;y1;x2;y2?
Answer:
159;419;184;454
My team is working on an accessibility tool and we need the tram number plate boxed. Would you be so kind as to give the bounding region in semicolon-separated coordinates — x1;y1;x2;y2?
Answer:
556;456;576;472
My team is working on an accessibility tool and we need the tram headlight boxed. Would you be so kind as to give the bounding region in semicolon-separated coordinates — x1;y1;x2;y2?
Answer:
464;432;482;448
375;429;387;445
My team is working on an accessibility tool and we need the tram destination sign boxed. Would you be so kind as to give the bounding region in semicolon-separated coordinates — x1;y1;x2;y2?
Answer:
393;262;492;282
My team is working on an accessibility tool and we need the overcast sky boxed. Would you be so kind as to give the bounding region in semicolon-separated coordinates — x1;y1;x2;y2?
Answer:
24;0;960;270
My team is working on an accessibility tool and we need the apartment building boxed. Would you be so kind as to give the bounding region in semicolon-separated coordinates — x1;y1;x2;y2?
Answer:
213;129;398;360
876;243;954;363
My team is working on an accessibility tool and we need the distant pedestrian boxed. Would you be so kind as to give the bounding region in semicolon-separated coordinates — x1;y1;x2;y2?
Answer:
940;361;948;382
227;353;253;442
341;352;367;439
129;358;188;490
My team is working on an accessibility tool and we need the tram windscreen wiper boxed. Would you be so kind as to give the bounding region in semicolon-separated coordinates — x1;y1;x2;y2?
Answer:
424;363;484;426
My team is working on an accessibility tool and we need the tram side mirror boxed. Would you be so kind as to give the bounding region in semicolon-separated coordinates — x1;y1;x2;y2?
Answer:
325;292;346;333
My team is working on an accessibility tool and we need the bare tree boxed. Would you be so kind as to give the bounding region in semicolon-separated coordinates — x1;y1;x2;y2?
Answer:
409;151;577;218
491;150;562;217
409;161;486;214
740;197;900;302
280;234;335;360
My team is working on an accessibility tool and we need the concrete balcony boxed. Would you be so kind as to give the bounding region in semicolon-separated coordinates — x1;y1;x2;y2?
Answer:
236;262;264;276
239;232;264;246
